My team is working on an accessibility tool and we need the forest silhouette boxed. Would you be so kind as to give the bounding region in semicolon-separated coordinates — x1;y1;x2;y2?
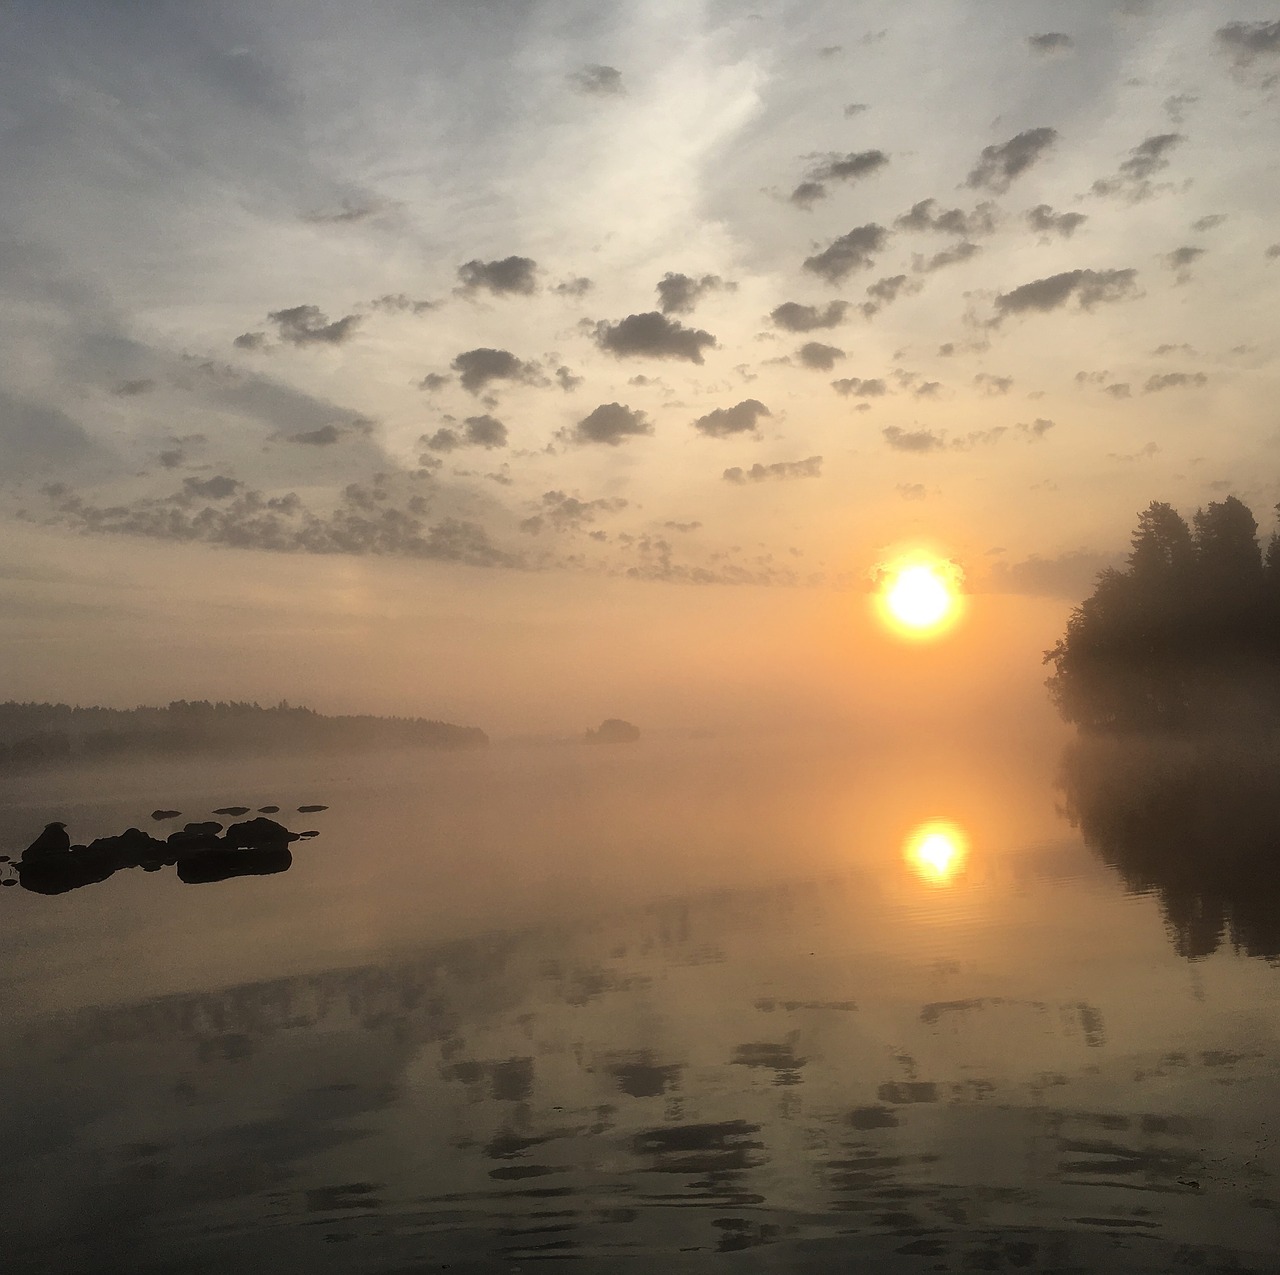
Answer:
1045;495;1280;732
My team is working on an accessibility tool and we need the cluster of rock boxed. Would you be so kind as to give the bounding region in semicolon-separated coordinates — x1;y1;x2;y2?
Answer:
13;816;305;894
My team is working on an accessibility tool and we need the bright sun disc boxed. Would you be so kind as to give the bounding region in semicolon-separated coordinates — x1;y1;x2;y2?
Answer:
903;819;969;885
875;557;962;638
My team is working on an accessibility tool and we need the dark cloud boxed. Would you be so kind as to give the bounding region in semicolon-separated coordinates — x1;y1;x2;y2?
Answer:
553;277;593;297
1028;33;1073;54
1267;244;1280;260
555;366;583;392
183;475;241;499
301;198;391;225
266;304;361;347
287;425;342;446
1216;20;1280;66
417;373;450;392
883;426;945;452
42;482;519;567
457;256;538;296
1153;343;1196;356
974;373;1013;395
158;449;184;469
692;399;771;438
894;199;998;236
370;293;435;315
1091;133;1184;201
913;241;981;272
233;331;268;351
566;402;652;446
797;341;845;370
569;64;625;96
803;224;889;283
914;381;943;399
1190;214;1226;233
832;377;887;397
111;378;155;396
985;550;1120;597
663;520;702;532
1163;245;1205;282
790;149;890;206
1016;418;1055;440
844;103;868;117
1144;372;1207;392
1104;382;1132;398
450;348;540;393
656;272;735;314
966;127;1058;193
592;312;716;363
422;427;461;453
1164;93;1197;124
461;414;508;448
992;268;1139;322
722;456;822;483
519;489;628;535
1026;204;1088;238
769;300;849;332
861;273;917;317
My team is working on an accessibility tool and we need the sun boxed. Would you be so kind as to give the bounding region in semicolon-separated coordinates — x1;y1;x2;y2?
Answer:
874;555;964;639
903;819;969;885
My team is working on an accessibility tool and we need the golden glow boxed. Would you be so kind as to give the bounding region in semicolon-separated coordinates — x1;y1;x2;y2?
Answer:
904;819;969;885
874;553;965;640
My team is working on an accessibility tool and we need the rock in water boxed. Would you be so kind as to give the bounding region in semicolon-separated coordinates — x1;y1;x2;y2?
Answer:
22;822;71;862
151;810;181;821
223;817;298;849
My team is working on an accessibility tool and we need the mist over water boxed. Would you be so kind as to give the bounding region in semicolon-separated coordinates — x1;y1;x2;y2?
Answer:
4;716;1279;1273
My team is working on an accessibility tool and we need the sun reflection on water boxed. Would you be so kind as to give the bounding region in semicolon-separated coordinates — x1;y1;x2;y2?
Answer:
903;818;969;885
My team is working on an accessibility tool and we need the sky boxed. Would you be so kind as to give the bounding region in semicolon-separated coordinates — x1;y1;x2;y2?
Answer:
1;0;1278;732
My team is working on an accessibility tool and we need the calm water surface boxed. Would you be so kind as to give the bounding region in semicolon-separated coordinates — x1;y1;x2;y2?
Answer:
2;734;1278;1273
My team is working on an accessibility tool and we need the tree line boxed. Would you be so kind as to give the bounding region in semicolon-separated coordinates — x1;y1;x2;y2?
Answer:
0;699;487;770
1045;496;1280;731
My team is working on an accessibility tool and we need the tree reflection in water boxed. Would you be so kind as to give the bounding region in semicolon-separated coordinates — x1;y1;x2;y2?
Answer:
1059;734;1280;960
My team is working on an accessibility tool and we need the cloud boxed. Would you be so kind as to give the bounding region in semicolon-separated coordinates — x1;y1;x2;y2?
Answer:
913;241;981;272
417;373;451;392
770;301;849;332
450;348;540;393
861;273;918;317
803;224;889;283
656;272;734;315
1162;245;1205;282
692;399;771;438
894;199;998;236
555;366;583;392
1216;20;1280;66
966;127;1058;193
111;378;155;396
301;198;392;225
41;482;520;567
592;312;716;363
569;64;625;96
723;456;822;483
1026;204;1087;238
797;341;845;370
1144;372;1207;392
566;402;652;446
1016;418;1056;439
519;489;628;535
985;550;1120;597
974;373;1013;395
422;414;507;452
991;267;1139;322
0;391;105;473
1267;244;1280;260
233;331;268;351
790;149;890;206
457;256;538;296
182;475;242;499
883;426;945;452
1104;382;1132;398
897;483;927;500
1091;133;1184;201
1028;33;1073;55
370;293;435;315
832;377;887;397
553;277;593;297
266;304;361;346
287;425;342;445
844;103;868;117
1191;214;1226;233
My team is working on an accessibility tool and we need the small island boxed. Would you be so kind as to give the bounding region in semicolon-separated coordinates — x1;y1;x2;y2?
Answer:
584;718;641;744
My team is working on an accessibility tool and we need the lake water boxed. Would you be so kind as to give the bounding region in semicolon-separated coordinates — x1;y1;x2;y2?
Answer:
2;733;1278;1273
